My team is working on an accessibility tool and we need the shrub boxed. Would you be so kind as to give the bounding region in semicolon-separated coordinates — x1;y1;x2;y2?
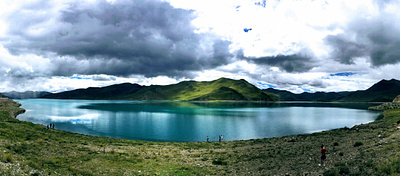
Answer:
375;157;400;174
212;158;227;165
364;159;374;167
338;166;350;175
334;162;346;167
323;169;339;176
192;153;201;157
5;153;13;163
354;142;363;147
339;151;344;156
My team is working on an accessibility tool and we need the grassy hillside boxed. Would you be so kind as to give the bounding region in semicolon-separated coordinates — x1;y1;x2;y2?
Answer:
42;83;143;100
264;79;400;102
340;79;400;102
264;88;352;101
0;98;25;118
2;98;400;175
43;78;279;101
0;91;51;99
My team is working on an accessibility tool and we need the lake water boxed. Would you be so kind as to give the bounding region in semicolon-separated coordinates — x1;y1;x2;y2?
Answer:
16;99;380;142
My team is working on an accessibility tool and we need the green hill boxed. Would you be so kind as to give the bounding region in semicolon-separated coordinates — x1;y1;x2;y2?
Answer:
264;79;400;102
0;91;52;99
43;78;278;101
264;88;352;101
42;83;144;100
340;79;400;102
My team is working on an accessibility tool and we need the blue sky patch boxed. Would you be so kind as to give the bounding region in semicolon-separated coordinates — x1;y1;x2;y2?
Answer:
298;86;312;92
70;76;91;80
257;82;276;89
329;72;358;77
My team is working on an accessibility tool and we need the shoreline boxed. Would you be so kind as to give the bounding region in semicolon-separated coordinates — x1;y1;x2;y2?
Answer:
2;98;400;175
15;99;381;143
35;97;392;103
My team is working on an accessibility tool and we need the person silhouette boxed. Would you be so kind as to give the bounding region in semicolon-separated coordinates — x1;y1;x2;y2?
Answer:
319;145;326;166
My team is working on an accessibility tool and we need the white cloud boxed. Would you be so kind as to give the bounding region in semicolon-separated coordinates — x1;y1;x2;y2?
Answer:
0;0;399;94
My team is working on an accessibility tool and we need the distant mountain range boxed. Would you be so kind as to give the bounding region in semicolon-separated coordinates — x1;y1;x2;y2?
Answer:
5;78;400;102
0;91;51;99
339;79;400;102
42;78;279;101
264;88;353;102
264;79;400;102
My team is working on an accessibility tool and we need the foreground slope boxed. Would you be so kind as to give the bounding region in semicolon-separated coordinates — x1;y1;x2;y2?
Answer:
2;99;400;175
43;78;278;101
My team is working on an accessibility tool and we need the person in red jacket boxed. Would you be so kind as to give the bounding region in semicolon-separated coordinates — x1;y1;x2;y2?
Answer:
319;145;326;166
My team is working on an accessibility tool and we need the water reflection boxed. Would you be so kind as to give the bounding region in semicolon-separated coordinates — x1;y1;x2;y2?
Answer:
17;99;380;142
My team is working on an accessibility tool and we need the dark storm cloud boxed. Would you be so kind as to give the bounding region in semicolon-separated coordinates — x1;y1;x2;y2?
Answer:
324;35;366;65
3;0;233;77
325;15;400;66
91;75;117;81
243;52;315;73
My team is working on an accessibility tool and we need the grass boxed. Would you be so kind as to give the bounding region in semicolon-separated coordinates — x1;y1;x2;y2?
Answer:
123;78;278;101
1;98;400;175
44;78;279;101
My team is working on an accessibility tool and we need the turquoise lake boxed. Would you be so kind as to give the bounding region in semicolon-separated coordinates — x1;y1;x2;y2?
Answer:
16;99;380;142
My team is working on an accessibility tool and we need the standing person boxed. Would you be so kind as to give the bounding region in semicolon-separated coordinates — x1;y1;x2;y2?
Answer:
50;123;52;129
319;145;326;166
218;135;221;142
221;135;223;141
207;136;209;142
52;123;55;129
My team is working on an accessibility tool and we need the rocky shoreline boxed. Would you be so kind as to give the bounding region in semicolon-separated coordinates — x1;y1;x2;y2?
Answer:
0;98;26;118
369;102;400;111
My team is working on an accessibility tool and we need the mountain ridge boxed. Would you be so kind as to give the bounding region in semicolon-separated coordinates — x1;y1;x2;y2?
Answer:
0;91;52;99
42;78;279;101
340;79;400;102
7;78;400;102
264;79;400;102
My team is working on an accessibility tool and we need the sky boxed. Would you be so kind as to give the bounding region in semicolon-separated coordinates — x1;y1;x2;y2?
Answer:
0;0;399;93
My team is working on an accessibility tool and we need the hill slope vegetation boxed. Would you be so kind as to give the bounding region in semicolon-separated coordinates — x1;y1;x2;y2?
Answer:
340;79;400;102
265;79;400;102
0;91;51;99
264;88;352;101
43;78;278;101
